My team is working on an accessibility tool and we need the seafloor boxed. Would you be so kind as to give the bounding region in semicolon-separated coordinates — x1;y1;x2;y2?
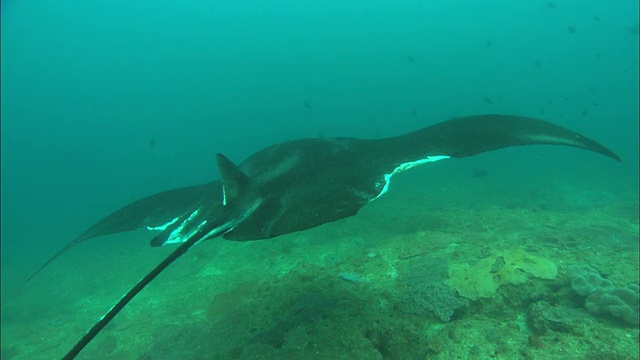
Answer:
2;160;638;360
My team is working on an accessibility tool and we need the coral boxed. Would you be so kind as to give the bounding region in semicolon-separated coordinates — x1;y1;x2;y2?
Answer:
400;257;450;285
282;326;310;351
397;282;469;322
527;300;551;335
446;248;557;300
397;257;467;322
527;301;588;335
566;265;639;325
584;285;639;325
566;265;614;296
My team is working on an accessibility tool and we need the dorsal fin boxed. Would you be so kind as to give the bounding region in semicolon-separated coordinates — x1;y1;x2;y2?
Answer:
215;153;249;205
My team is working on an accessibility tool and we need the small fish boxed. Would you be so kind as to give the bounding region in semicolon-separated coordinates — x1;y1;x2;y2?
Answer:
473;169;489;178
408;55;416;63
568;25;576;34
150;139;156;148
483;96;493;104
304;101;311;109
534;60;541;69
547;2;556;9
581;110;588;117
411;108;421;122
485;39;492;49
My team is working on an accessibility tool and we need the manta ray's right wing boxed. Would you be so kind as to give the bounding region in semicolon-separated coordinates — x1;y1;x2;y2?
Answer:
381;114;621;163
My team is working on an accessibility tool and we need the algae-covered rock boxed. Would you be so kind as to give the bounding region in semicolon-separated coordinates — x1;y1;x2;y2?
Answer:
446;262;500;300
446;249;557;300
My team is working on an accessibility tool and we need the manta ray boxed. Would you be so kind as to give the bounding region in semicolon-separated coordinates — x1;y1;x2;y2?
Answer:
31;114;619;359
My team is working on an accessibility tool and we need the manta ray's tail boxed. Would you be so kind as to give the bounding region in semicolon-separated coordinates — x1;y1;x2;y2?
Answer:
26;237;86;281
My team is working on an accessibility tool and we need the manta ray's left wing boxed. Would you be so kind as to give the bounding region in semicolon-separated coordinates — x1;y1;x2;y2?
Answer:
27;182;219;280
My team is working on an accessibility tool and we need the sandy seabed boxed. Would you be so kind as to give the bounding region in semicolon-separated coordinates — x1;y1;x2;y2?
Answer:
2;170;638;360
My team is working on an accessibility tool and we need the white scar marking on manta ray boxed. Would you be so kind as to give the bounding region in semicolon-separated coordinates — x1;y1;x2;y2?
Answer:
166;199;263;245
371;155;450;201
146;216;179;231
164;209;204;245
